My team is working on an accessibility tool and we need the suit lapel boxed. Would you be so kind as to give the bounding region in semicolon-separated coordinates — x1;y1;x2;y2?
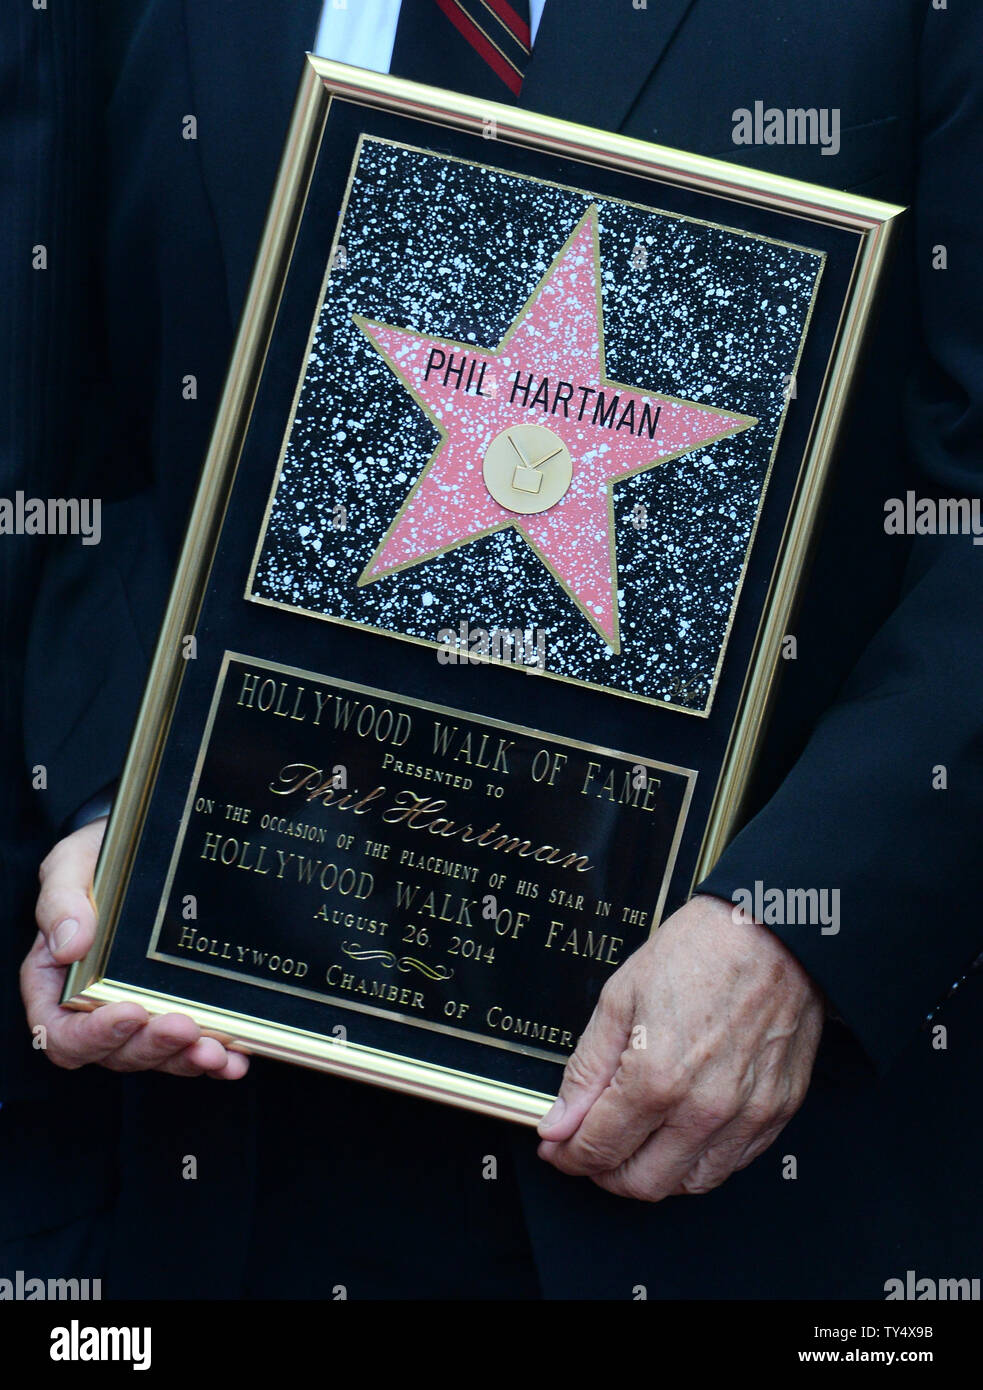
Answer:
520;0;698;130
181;0;321;319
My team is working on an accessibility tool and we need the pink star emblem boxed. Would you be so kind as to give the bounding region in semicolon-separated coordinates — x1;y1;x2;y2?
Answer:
356;206;756;651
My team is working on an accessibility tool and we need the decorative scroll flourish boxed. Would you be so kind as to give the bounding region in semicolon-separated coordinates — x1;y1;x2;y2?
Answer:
339;946;393;965
340;942;454;981
397;955;455;981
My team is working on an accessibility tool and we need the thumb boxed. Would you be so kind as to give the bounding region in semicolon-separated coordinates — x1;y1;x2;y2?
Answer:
35;818;107;963
537;975;633;1142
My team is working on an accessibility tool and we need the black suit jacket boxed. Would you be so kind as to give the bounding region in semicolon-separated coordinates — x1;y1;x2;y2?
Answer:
5;0;982;1297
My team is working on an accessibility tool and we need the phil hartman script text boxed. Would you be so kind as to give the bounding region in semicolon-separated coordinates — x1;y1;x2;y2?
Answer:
150;655;696;1061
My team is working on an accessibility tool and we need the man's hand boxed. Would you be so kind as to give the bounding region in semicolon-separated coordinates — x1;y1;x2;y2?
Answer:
21;817;249;1079
537;894;823;1201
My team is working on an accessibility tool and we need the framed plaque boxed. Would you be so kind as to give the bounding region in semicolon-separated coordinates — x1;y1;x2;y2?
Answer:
65;56;904;1123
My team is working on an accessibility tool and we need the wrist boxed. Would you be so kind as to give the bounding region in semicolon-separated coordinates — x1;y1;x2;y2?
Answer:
684;892;824;1004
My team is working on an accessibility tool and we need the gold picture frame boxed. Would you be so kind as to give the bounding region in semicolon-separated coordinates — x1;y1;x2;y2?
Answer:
64;56;904;1125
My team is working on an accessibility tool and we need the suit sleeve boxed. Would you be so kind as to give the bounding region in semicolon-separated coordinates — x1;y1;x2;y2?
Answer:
698;7;983;1072
23;0;185;838
0;1;148;1101
24;491;169;835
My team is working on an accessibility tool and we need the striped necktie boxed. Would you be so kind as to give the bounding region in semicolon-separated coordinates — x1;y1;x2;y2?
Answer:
391;0;533;102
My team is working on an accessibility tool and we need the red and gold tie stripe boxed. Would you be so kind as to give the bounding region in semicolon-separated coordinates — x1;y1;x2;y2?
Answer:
433;0;532;96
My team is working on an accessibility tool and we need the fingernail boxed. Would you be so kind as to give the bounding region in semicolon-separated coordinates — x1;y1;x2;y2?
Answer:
52;918;79;953
538;1096;565;1133
113;1019;141;1041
